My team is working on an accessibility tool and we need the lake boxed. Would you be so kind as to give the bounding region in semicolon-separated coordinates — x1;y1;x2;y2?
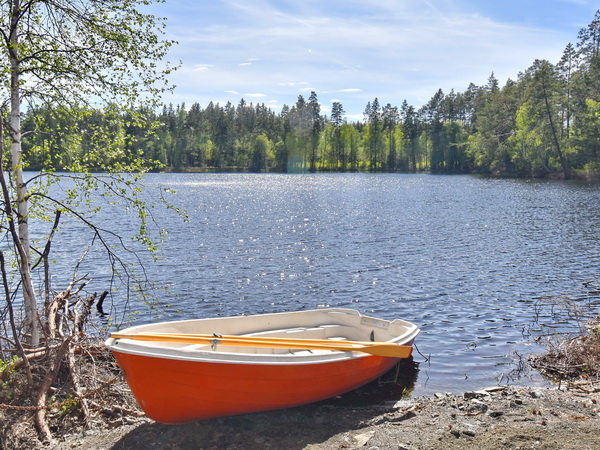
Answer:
43;173;600;396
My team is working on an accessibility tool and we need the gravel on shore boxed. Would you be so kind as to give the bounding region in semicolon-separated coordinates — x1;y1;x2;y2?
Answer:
49;384;600;450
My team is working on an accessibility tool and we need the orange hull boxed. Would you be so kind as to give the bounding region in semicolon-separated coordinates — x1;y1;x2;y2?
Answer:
112;350;400;424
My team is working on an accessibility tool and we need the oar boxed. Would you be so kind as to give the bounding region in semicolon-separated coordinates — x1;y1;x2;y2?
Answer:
155;332;398;347
110;332;413;358
111;332;400;349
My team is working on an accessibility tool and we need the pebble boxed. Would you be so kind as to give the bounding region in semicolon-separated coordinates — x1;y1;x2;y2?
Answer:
393;399;415;409
468;400;489;414
353;430;375;446
481;386;506;393
464;390;491;400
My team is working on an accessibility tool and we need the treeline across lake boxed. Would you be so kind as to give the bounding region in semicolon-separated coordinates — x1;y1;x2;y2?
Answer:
21;11;600;178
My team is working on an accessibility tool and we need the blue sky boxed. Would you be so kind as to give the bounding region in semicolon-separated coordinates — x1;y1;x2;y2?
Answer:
152;0;599;120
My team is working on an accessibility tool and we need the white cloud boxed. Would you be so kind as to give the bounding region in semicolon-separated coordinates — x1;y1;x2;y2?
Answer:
158;0;593;116
278;82;310;87
345;113;364;122
245;93;267;98
335;88;361;93
190;64;214;72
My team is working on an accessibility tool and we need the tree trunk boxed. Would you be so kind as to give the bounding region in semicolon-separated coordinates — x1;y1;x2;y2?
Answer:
9;0;39;346
540;77;570;179
534;62;570;179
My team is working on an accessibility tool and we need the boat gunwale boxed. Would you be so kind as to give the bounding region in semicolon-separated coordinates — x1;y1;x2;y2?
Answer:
105;308;420;366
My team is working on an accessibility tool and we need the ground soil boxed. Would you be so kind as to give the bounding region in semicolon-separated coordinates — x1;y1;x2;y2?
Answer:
46;383;599;450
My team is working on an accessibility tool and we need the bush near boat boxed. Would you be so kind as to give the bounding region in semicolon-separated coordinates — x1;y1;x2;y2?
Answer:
529;314;600;388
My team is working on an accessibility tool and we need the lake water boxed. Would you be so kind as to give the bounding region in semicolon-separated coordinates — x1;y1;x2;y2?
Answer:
42;173;600;396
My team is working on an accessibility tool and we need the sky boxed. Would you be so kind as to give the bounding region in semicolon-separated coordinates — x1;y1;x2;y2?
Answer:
151;0;599;120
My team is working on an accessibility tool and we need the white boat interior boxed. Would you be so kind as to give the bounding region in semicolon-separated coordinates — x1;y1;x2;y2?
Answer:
106;308;420;363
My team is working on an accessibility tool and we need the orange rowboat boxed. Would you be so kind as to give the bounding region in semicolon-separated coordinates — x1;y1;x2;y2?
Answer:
105;308;420;424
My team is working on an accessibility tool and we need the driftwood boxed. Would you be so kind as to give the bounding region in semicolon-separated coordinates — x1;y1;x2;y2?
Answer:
0;284;134;448
67;346;92;427
46;278;89;339
1;276;108;442
34;338;72;442
65;292;96;429
3;347;54;372
96;291;109;313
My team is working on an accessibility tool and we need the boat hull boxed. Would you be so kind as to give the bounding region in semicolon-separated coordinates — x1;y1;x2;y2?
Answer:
112;348;399;423
106;308;419;423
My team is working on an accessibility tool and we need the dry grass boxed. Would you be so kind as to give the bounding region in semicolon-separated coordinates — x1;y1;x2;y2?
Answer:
0;345;147;449
529;314;600;391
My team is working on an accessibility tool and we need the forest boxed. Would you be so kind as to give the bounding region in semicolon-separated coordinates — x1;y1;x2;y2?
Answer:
20;11;600;179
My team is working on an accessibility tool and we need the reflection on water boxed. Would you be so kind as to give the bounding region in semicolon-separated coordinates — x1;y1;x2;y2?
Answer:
43;173;600;395
319;357;420;407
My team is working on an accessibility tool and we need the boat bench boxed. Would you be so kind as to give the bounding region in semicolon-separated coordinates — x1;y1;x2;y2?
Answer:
246;324;353;340
178;324;356;354
227;324;360;354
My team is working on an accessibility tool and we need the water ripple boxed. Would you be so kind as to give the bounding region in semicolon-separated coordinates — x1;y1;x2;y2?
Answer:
43;173;600;395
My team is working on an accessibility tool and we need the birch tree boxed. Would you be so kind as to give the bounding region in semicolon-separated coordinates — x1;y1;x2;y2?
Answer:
0;0;175;345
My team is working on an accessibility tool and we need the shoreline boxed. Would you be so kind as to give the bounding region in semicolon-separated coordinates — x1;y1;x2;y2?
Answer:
49;384;599;449
3;309;598;449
